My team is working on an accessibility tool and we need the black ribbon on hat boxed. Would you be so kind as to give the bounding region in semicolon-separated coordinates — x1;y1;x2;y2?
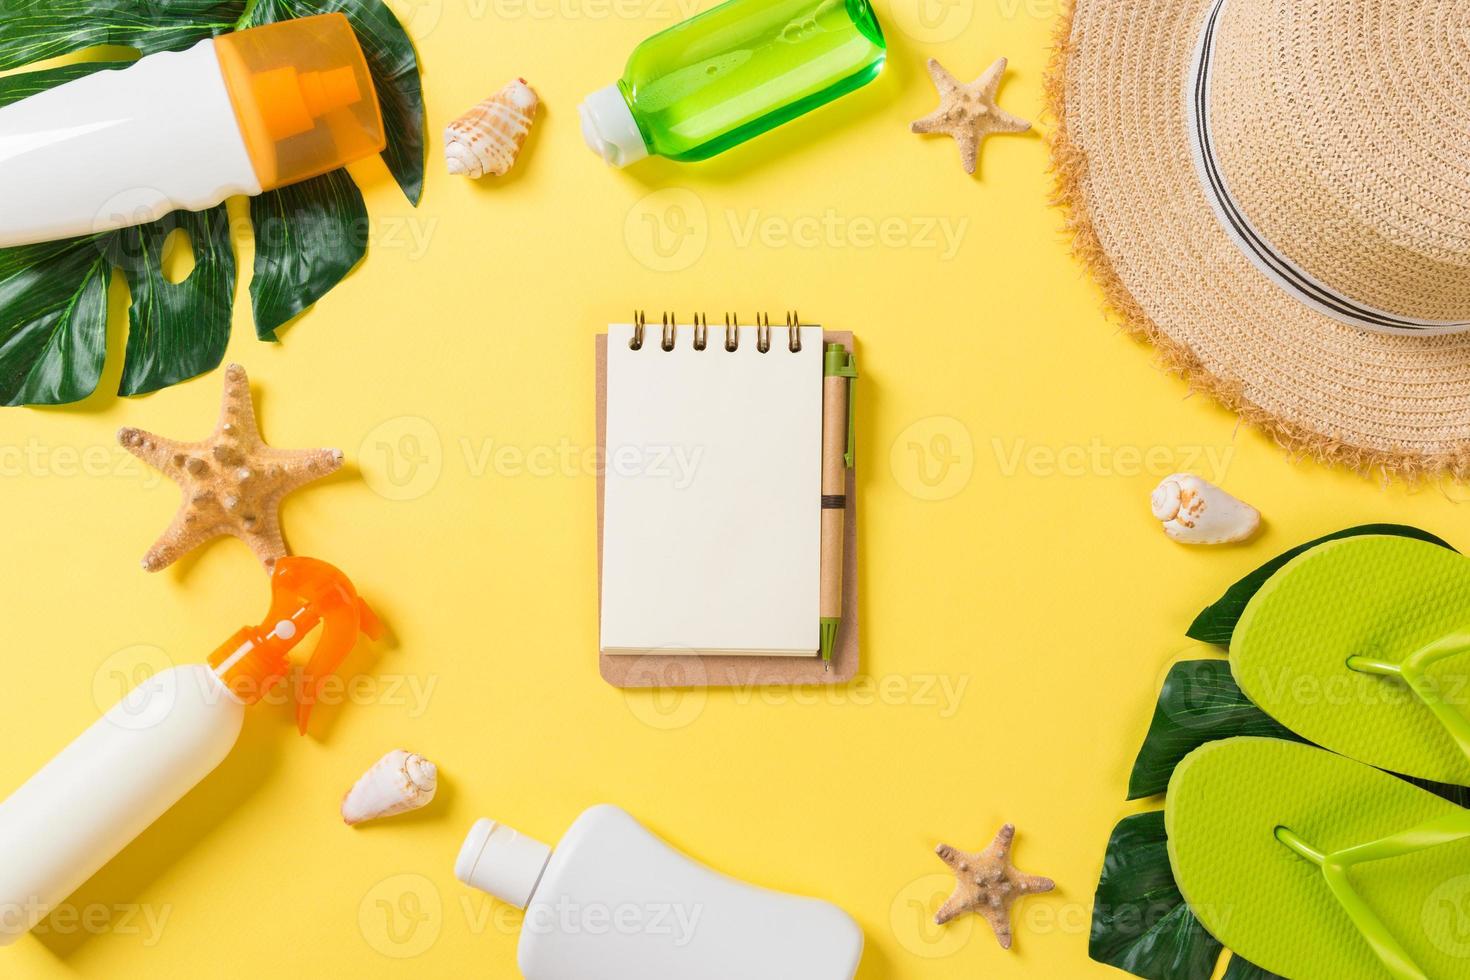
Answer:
1187;0;1470;335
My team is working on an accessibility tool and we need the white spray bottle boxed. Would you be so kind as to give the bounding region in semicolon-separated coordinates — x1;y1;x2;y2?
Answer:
456;804;864;979
0;557;380;945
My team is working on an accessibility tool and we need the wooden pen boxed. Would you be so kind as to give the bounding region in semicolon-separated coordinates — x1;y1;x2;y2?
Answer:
820;342;857;666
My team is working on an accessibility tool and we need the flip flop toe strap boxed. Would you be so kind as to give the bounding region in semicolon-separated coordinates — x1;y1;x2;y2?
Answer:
1276;809;1470;980
1348;631;1470;763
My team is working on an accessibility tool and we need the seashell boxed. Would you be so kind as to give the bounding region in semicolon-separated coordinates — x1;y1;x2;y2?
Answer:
1150;473;1261;545
343;750;438;826
444;79;539;179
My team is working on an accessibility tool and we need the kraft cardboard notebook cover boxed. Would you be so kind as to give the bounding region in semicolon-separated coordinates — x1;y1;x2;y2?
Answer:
595;326;859;689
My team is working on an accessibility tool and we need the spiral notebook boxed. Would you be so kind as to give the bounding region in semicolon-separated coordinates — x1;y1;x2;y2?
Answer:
595;316;859;688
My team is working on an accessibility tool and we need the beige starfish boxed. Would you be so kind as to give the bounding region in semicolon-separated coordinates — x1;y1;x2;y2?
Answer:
935;823;1054;949
911;57;1031;175
118;363;343;573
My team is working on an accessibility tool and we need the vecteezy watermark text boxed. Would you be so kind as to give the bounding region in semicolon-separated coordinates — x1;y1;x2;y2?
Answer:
0;898;172;947
724;210;968;259
465;895;704;947
624;189;971;273
990;437;1235;481
0;439;162;488
623;668;972;730
360;416;707;502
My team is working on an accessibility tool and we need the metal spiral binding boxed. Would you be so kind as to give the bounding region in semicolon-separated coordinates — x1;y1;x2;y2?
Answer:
631;311;807;352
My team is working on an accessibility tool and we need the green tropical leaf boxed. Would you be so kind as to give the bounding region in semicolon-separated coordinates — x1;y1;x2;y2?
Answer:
0;59;128;102
1405;775;1470;807
247;171;368;340
1186;524;1455;646
0;0;244;71
1091;811;1222;980
1221;955;1285;980
1125;659;1470;802
240;0;425;205
1127;660;1303;800
113;206;236;396
0;235;111;405
0;61;236;402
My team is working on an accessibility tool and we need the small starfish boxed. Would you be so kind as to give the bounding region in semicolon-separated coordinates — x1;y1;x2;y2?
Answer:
911;57;1031;175
934;823;1054;949
118;363;343;573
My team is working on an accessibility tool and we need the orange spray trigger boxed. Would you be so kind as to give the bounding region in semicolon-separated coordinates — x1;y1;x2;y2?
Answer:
206;557;379;735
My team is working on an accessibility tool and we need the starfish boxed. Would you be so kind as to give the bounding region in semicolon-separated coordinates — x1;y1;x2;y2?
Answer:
911;57;1031;175
934;823;1054;949
118;363;343;573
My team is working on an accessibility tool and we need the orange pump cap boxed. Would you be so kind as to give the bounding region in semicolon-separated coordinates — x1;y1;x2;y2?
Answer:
246;65;362;142
207;557;383;734
214;14;386;191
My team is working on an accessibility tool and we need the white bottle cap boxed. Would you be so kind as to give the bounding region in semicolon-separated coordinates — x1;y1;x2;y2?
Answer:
579;84;649;167
455;818;553;909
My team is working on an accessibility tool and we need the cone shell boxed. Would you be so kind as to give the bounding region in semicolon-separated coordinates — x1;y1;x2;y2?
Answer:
342;750;438;826
444;79;539;178
1150;473;1261;545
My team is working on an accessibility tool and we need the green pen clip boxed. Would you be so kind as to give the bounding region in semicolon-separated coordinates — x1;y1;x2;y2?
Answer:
825;343;858;467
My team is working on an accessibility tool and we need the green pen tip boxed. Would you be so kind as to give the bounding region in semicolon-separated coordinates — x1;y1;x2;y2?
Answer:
820;619;840;662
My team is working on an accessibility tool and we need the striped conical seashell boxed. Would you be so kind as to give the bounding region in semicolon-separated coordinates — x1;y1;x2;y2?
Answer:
342;750;438;825
444;79;539;179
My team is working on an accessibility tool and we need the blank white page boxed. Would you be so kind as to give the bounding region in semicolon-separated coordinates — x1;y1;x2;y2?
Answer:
602;323;822;656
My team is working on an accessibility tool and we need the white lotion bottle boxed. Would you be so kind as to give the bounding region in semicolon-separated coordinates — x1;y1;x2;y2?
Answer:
0;13;384;248
455;804;864;979
0;558;378;946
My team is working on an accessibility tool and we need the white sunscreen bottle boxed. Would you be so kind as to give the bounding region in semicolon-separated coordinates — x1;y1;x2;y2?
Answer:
0;13;384;248
455;804;864;979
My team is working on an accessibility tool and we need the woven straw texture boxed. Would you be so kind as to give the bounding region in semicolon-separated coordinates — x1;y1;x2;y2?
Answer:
1048;0;1470;477
1211;1;1470;323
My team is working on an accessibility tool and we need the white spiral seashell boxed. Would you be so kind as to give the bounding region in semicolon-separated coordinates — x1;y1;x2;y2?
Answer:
342;750;438;826
1150;473;1261;545
444;79;539;179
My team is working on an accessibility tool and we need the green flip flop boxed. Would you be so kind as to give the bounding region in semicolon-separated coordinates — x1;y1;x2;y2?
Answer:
1231;534;1470;786
1167;737;1470;980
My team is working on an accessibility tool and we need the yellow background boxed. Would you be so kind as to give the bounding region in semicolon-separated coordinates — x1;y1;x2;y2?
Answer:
2;0;1463;977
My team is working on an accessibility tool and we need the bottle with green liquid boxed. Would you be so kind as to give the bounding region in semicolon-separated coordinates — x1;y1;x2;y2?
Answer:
579;0;886;166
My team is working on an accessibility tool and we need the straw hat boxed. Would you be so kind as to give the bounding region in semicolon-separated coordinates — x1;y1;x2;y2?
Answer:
1048;0;1470;477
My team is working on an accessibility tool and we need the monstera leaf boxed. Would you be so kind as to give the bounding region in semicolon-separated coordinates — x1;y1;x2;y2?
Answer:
1220;956;1285;980
1126;659;1302;800
1090;811;1223;980
1092;812;1286;980
0;0;241;70
1186;523;1453;645
1092;673;1318;980
0;0;423;404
